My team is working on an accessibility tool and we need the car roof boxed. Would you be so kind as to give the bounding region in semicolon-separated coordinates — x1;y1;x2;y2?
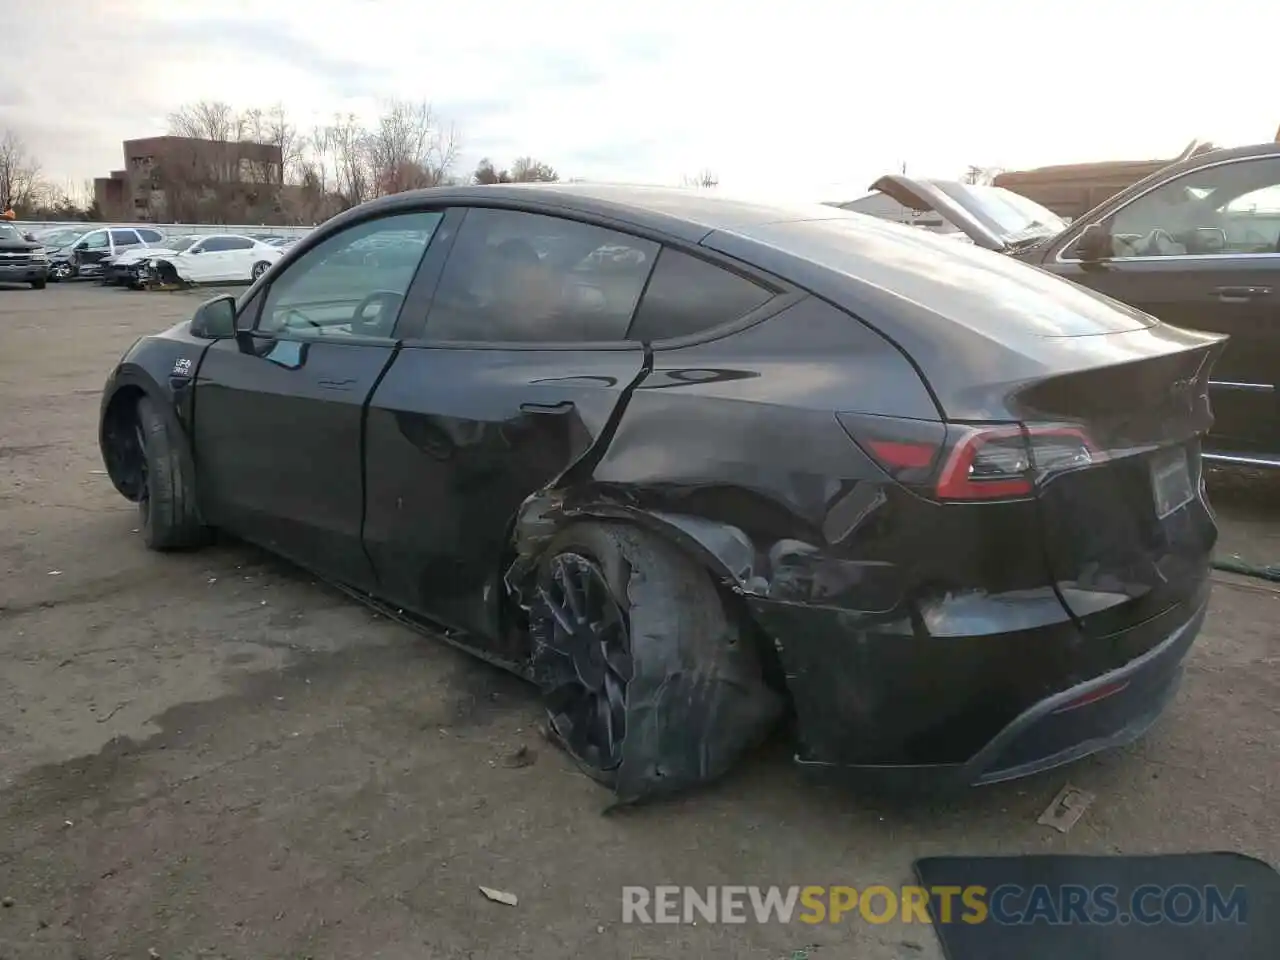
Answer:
348;182;861;244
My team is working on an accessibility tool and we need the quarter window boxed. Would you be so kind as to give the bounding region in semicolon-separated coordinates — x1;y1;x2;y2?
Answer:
627;248;774;341
1091;157;1280;258
424;208;658;343
258;211;442;340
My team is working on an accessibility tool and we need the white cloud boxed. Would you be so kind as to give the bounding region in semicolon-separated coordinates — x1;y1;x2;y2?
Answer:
2;0;1275;203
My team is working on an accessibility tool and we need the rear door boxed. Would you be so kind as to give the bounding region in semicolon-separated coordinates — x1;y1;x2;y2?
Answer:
1040;155;1280;461
218;236;257;281
110;229;143;257
192;210;445;591
362;207;659;647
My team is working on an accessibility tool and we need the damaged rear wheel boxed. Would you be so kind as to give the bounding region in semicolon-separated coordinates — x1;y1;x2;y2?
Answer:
529;522;783;804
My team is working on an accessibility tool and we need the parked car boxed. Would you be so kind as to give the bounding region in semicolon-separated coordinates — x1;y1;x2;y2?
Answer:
145;234;284;285
848;141;1280;469
48;227;167;281
0;222;49;288
98;185;1219;803
103;235;201;288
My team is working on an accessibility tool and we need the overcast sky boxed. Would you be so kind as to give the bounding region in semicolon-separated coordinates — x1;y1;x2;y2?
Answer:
3;0;1276;204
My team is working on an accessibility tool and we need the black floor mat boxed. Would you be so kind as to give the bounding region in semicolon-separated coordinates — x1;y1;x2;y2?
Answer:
914;852;1280;960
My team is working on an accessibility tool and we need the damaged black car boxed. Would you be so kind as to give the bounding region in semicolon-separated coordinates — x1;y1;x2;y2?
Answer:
98;184;1221;803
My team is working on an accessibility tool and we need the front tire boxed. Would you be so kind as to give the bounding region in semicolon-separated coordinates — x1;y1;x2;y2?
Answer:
529;522;782;803
134;396;209;550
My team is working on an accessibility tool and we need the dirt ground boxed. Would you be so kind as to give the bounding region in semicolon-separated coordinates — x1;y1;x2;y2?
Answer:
1;283;1277;960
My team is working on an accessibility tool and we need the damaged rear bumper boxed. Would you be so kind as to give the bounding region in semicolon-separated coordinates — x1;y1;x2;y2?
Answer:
750;583;1208;790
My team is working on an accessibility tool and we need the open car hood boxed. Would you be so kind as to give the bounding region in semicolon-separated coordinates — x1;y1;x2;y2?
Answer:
868;175;1010;252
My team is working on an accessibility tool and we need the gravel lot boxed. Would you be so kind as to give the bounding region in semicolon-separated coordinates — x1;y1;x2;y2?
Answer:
1;282;1277;959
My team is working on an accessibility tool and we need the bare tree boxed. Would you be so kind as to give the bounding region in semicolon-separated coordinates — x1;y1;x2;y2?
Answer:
0;129;44;211
328;113;372;208
367;99;458;195
962;165;1004;185
167;100;245;144
474;155;558;184
681;168;719;189
510;156;559;182
474;158;511;184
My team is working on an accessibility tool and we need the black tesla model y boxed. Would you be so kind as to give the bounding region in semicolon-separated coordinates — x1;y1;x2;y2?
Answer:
99;184;1221;803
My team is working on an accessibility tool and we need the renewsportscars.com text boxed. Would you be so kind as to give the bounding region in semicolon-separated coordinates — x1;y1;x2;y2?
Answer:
621;884;1249;926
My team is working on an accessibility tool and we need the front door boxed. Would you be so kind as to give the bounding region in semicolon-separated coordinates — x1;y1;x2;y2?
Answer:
362;207;660;647
191;210;445;590
1042;155;1280;460
75;230;111;275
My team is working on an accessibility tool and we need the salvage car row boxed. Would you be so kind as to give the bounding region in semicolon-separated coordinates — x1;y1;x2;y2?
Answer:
9;224;302;288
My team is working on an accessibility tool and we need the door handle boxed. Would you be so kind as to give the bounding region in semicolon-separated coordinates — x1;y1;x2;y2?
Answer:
1214;285;1272;302
519;400;576;414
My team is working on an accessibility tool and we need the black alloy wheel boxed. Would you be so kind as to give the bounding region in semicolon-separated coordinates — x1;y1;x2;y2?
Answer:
535;551;634;773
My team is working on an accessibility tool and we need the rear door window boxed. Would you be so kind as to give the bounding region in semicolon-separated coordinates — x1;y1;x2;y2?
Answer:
424;208;658;343
110;229;141;247
138;229;164;243
627;248;774;341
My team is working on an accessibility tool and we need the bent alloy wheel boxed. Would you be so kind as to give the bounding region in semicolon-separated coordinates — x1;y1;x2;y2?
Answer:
534;551;634;774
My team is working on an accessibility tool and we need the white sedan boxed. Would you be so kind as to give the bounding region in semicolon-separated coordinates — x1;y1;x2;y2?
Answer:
148;234;284;284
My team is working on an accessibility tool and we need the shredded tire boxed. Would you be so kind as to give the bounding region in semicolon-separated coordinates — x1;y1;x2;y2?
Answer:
135;396;208;550
529;521;783;806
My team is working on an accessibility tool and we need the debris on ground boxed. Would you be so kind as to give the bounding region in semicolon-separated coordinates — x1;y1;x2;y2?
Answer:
479;886;519;907
1037;784;1096;833
501;745;535;769
1;896;13;908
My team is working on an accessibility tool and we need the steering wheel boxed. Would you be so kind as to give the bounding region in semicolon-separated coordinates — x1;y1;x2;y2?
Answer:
1142;227;1183;256
352;290;405;337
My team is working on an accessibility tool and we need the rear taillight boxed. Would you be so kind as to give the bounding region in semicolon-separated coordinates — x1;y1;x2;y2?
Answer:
838;414;1096;502
937;425;1096;500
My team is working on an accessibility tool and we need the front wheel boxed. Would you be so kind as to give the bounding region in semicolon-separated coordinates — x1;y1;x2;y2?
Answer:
250;260;270;280
529;522;783;804
50;262;74;281
134;396;210;550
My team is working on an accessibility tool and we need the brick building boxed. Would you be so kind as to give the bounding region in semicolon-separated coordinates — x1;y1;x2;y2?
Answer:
94;136;284;222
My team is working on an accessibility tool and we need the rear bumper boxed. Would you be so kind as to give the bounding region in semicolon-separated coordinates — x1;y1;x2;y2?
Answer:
754;579;1209;790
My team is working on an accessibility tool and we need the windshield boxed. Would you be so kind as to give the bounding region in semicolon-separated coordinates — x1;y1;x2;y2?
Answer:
0;224;23;242
37;228;88;248
935;183;1068;242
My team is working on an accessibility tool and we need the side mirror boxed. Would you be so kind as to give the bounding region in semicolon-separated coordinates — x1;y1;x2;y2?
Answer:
190;295;237;339
1073;222;1112;263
